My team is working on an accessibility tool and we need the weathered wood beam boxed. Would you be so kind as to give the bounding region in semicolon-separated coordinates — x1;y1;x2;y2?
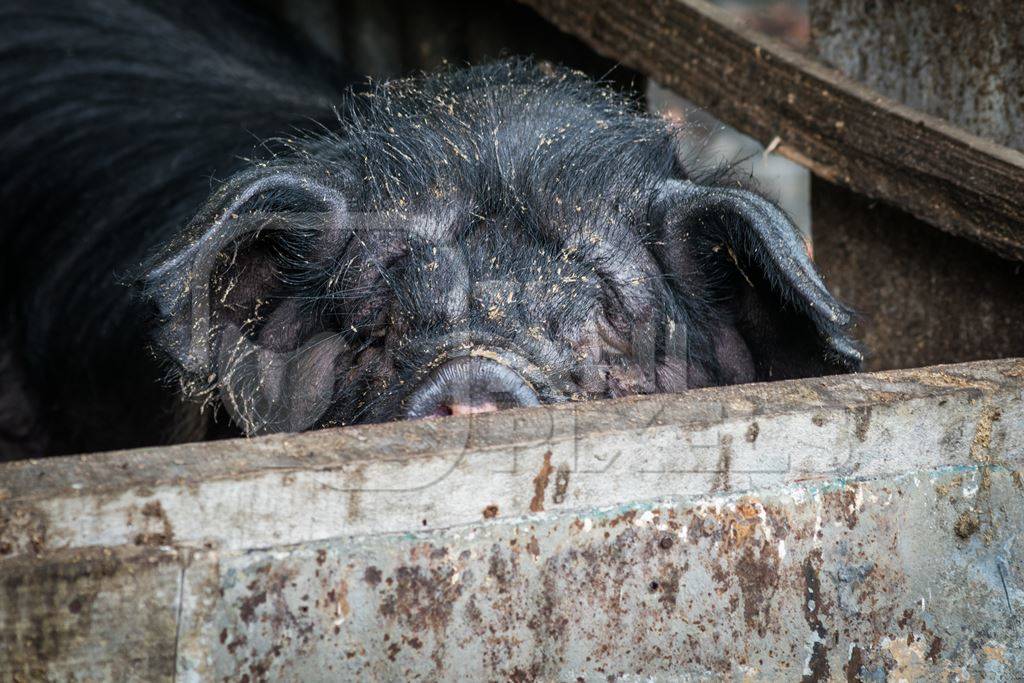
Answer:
518;0;1024;261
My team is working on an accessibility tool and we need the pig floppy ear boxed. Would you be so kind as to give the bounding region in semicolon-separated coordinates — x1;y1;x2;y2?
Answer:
143;166;352;435
655;179;861;383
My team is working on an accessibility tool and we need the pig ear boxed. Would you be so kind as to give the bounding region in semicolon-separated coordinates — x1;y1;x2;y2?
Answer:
143;166;352;435
656;179;861;382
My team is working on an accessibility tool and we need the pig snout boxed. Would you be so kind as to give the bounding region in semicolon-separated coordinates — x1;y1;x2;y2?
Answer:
405;356;540;419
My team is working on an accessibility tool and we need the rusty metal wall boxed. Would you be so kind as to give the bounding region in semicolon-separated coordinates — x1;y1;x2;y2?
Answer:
1;359;1022;680
182;466;1021;680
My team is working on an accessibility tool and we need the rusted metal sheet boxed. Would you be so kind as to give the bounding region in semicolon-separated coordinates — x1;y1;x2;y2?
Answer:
1;359;1023;679
0;547;183;681
177;466;1022;680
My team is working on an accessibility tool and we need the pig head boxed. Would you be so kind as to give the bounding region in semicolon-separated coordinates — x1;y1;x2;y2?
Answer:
144;61;861;435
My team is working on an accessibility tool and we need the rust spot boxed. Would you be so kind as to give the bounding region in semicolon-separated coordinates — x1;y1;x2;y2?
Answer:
801;548;831;683
802;641;830;682
488;547;509;583
711;434;733;493
852;406;872;442
133;500;174;546
801;550;826;634
316;549;327;566
659;535;674;550
140;501;162;518
378;563;463;632
954;509;980;539
219;628;227;644
736;502;759;520
226;634;247;655
553;465;571;504
897;608;914;628
735;541;780;637
464;594;484;630
238;590;267;624
527;536;541;558
336;580;350;619
250;660;274;683
926;636;943;662
822;487;859;530
530;451;554;513
510;665;543;682
844;645;864;682
525;570;569;648
364;566;382;587
610;509;638;527
745;422;759;443
482;504;499;519
658;566;681;611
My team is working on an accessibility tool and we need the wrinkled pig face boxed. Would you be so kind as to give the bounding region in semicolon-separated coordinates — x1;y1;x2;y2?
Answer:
320;196;683;424
144;62;859;436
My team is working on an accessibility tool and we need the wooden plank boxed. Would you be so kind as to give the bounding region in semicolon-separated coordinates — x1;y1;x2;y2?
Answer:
811;0;1023;151
805;1;1024;371
518;0;1024;261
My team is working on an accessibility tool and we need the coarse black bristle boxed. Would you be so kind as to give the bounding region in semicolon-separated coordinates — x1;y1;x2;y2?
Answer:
0;0;859;458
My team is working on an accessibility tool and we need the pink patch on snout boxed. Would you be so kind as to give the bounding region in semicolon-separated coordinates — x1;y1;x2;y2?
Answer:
446;401;499;417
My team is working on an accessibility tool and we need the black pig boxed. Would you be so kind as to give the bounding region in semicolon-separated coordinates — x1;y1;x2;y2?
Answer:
0;0;860;458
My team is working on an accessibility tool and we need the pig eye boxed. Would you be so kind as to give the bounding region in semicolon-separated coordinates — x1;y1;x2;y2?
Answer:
595;313;632;357
595;274;636;337
325;245;406;327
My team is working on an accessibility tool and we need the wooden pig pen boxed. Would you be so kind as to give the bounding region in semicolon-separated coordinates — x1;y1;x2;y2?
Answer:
2;0;1022;680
